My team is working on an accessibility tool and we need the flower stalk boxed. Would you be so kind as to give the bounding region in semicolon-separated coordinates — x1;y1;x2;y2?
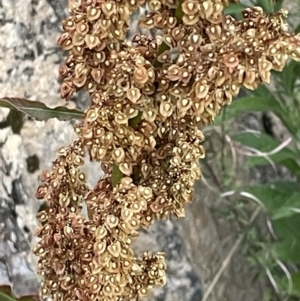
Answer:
33;1;300;301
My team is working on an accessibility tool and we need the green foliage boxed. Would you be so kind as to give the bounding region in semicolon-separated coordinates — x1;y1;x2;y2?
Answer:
225;82;300;298
218;1;300;299
232;132;300;177
0;97;83;121
223;2;247;18
290;273;300;296
0;286;38;301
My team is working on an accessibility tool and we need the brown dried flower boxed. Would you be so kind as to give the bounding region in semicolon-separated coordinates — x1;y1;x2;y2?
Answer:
35;0;300;300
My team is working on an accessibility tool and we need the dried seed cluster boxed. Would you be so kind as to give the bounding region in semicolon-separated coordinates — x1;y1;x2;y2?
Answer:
34;0;300;300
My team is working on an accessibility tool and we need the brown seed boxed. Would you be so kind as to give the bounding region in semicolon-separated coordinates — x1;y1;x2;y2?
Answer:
112;147;125;164
182;14;199;26
85;34;100;49
126;87;141;103
177;98;192;111
133;66;149;85
121;208;133;221
72;32;85;46
194;81;210;99
72;74;87;88
119;162;133;176
107;241;121;257
87;6;101;21
93;240;107;255
131;263;143;274
182;1;199;15
167;64;181;81
159;101;174;118
138;288;149;297
95;226;108;240
101;1;116;17
60;82;74;99
139;16;155;29
106;214;119;228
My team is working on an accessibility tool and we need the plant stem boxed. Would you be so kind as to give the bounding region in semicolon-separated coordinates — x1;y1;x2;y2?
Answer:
153;42;171;67
112;163;124;187
175;0;184;20
128;111;143;128
153;1;184;68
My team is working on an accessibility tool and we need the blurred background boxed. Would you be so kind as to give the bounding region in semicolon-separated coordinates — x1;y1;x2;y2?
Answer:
0;0;300;300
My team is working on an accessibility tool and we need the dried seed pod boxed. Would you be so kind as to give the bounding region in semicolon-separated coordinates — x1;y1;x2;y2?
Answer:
85;34;100;49
115;112;128;125
107;241;121;257
106;215;119;228
133;66;149;85
87;6;101;21
166;64;181;81
159;101;174;118
177;98;192;111
112;148;125;164
182;14;199;26
36;211;48;223
93;240;107;255
139;15;155;29
60;81;74;99
127;87;141;103
119;162;133;176
128;217;140;230
182;0;199;15
121;208;134;222
101;1;116;17
59;194;70;207
95;226;108;240
194;81;210;99
157;50;171;64
138;288;149;297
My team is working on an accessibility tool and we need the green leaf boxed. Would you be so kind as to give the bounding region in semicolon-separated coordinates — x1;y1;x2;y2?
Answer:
215;85;298;136
0;286;38;301
273;0;284;11
272;215;300;241
232;132;282;151
274;239;300;263
232;132;300;176
0;97;83;121
251;85;274;99
215;96;283;124
247;157;300;177
280;61;300;95
256;0;274;13
291;272;300;296
112;163;123;187
240;184;283;209
223;3;247;19
128;111;142;128
268;181;300;193
272;193;300;219
238;181;300;213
